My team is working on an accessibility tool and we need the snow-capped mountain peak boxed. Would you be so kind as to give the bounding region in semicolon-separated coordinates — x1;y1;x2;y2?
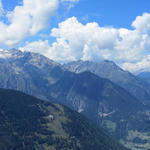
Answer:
0;48;63;71
0;49;25;59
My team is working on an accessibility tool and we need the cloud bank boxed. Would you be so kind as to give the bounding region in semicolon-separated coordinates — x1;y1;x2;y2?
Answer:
0;0;59;47
20;13;150;72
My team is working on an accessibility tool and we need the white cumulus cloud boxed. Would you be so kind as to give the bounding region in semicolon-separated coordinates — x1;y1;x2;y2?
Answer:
49;16;150;65
132;13;150;33
20;40;50;54
122;55;150;73
0;0;59;47
20;13;150;72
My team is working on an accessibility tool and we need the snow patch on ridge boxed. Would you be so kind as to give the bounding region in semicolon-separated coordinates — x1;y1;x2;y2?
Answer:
0;49;24;59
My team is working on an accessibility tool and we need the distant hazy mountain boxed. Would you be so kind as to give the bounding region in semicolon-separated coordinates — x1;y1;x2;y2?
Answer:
137;72;150;84
138;72;150;78
64;60;150;102
0;88;128;150
0;49;150;149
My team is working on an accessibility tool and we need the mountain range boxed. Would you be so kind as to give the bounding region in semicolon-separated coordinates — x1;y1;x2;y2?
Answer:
0;49;150;149
64;60;150;102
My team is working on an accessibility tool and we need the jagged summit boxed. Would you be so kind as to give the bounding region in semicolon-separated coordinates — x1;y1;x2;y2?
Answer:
0;49;60;67
64;59;124;74
0;49;24;59
65;59;117;66
0;49;65;100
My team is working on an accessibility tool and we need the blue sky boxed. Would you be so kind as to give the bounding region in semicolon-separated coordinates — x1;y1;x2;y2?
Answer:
2;0;150;39
63;0;150;28
0;0;150;73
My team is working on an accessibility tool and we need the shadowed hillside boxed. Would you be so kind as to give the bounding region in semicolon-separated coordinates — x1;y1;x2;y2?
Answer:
0;88;127;150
